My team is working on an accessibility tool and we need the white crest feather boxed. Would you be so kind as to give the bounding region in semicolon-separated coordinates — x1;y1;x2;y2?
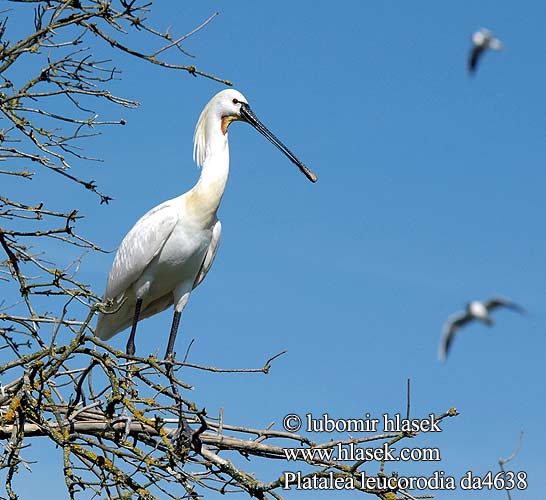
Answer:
193;89;248;168
193;98;214;168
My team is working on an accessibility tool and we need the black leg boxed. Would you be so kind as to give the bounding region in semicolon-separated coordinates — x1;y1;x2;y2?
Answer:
163;310;193;450
117;298;142;443
165;310;181;360
126;297;142;356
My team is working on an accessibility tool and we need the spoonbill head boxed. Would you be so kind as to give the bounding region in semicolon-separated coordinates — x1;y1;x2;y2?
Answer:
194;89;317;182
95;89;316;361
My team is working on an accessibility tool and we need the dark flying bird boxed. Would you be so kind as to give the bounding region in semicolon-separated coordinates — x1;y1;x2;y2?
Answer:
439;297;525;361
468;28;503;75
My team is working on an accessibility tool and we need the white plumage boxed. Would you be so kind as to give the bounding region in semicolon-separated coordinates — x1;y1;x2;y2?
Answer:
95;199;221;340
95;89;316;356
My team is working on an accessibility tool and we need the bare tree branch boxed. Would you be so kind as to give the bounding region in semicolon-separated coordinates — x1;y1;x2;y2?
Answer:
0;3;459;499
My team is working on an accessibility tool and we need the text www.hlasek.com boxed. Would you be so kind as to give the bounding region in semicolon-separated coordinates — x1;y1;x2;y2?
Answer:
284;442;440;462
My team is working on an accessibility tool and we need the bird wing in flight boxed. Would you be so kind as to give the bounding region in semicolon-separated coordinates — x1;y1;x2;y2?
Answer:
484;297;526;314
489;38;503;51
439;311;473;361
193;220;222;289
104;200;179;301
468;45;484;74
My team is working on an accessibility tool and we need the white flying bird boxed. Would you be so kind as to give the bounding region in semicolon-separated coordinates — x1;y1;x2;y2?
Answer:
468;28;503;75
95;89;317;360
439;297;525;361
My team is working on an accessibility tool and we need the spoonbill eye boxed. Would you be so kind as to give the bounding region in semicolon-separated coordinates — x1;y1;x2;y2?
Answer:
232;98;239;104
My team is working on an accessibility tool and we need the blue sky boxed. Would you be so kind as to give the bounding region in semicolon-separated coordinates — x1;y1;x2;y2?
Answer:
4;1;545;498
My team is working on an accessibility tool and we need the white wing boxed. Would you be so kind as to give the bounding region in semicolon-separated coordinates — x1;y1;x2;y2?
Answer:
489;37;503;51
193;220;222;288
105;199;179;300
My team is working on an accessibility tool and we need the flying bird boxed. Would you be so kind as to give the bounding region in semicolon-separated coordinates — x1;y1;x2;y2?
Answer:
95;89;317;360
439;297;525;361
468;28;503;75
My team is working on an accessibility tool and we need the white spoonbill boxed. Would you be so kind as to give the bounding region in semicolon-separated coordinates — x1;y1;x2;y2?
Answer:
439;296;525;361
468;28;503;75
95;89;317;359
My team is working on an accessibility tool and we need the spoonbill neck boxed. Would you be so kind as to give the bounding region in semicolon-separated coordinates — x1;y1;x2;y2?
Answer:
188;116;230;224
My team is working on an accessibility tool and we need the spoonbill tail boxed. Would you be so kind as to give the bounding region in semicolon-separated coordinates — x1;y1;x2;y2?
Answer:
468;28;503;75
95;89;317;359
439;296;525;361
